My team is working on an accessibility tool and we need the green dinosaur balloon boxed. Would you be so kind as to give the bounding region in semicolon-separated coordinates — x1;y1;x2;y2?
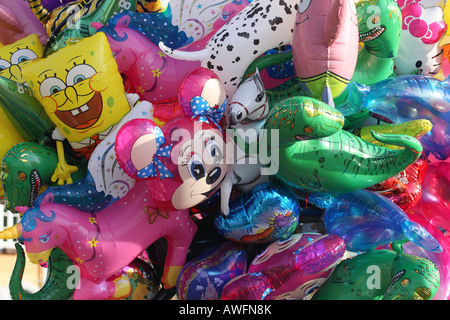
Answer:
10;243;75;300
1;142;84;212
352;0;402;85
0;76;54;143
264;96;423;194
312;248;440;300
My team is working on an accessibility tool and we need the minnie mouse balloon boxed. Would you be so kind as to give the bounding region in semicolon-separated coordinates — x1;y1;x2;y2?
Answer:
115;67;231;212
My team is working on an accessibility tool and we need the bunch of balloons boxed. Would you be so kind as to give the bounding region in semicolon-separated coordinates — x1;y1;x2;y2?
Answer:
0;0;448;301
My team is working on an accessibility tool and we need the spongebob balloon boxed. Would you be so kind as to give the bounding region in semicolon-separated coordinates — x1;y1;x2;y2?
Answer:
0;34;43;84
22;32;132;184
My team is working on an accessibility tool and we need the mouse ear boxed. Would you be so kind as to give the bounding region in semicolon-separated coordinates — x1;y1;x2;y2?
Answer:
115;118;170;180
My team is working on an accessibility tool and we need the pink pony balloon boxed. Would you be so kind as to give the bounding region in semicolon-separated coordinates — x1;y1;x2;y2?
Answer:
10;184;196;300
291;0;359;106
408;160;450;233
0;0;47;45
221;233;346;300
93;16;201;102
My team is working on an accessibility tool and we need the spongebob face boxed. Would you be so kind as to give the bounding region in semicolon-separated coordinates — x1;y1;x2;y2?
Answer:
22;32;130;143
0;34;43;83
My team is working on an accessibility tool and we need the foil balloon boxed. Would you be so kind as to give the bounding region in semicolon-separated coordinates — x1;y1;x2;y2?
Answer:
409;160;450;233
159;0;300;98
107;0;249;50
22;101;156;214
115;69;230;212
94;14;201;102
102;258;160;300
0;76;54;142
311;248;440;300
264;96;424;194
400;214;450;300
176;241;247;300
352;0;402;85
366;154;429;212
1;67;232;297
31;68;228;214
1;183;196;299
165;0;250;45
353;119;433;150
214;183;301;244
1;142;84;212
44;0;138;55
291;0;359;106
241;46;296;90
323;189;442;252
0;34;43;84
395;1;447;76
0;108;26;198
221;233;346;300
28;0;103;37
22;32;132;162
39;0;75;12
0;0;47;45
336;75;450;160
9;243;75;300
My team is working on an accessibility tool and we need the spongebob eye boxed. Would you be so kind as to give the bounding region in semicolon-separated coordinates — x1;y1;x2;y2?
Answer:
39;77;66;97
10;49;38;65
298;0;311;13
66;64;96;86
0;59;11;71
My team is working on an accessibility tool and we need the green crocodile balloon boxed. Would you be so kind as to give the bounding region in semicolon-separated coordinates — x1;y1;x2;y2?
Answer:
264;96;423;194
352;0;402;85
312;248;440;300
1;142;84;213
10;243;75;300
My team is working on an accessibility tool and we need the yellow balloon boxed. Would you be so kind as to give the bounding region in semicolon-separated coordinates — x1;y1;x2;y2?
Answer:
444;1;450;35
354;119;433;150
21;32;131;160
0;34;43;84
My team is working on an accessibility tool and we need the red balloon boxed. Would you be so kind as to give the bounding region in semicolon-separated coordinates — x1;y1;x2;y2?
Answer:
366;154;428;211
409;160;450;232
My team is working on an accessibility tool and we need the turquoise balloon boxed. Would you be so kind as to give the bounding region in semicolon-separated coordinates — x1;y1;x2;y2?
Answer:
323;190;442;253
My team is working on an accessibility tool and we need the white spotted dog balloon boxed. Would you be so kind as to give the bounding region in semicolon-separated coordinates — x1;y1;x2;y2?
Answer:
159;0;301;99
